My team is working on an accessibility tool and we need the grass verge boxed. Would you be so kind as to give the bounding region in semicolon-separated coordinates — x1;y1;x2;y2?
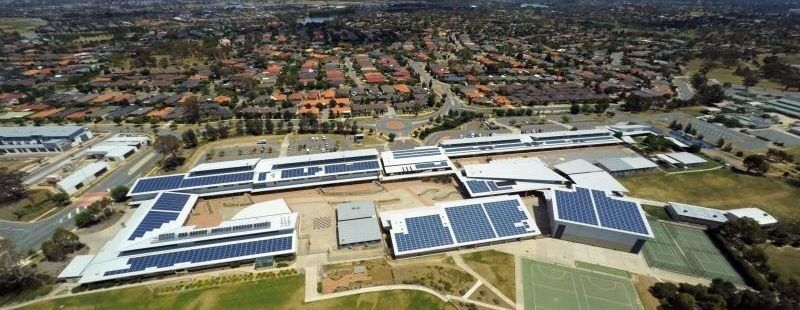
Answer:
763;245;800;281
462;250;516;300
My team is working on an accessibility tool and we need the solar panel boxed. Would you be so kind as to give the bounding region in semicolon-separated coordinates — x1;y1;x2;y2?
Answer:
280;166;322;179
257;172;268;181
393;149;442;159
445;204;496;243
466;180;490;193
323;160;379;174
105;236;293;276
555;188;598;225
591;190;649;234
151;193;191;212
128;211;181;240
394;215;453;252
482;199;530;237
180;172;254;188
131;175;184;193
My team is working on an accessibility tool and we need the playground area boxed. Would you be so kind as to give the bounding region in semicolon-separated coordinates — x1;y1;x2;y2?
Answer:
522;258;642;310
642;219;744;284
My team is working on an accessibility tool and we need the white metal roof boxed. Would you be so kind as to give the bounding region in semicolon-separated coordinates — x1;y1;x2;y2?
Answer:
231;199;291;220
463;158;567;183
190;158;260;173
662;152;707;165
667;202;728;223
726;208;778;226
57;162;108;191
568;171;628;193
655;154;680;165
554;159;603;175
336;201;376;221
0;125;85;138
58;254;95;278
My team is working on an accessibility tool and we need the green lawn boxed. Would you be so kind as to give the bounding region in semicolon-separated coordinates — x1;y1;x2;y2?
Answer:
620;169;800;221
683;59;785;91
642;205;671;221
764;246;800;281
462;250;516;300
22;275;455;310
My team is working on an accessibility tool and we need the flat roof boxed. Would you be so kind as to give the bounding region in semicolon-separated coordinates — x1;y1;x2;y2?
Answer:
338;217;382;245
662;152;707;165
667;202;727;223
727;208;778;226
596;156;657;172
190;158;260;173
463;158;567;183
336;201;376;221
0;125;85;138
554;159;603;175
567;171;628;193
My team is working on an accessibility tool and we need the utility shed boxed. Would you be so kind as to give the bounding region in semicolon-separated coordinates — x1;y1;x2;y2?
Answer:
666;202;728;228
57;162;108;195
336;201;381;247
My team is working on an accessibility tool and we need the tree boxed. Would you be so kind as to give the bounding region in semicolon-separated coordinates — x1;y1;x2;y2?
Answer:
0;241;47;297
569;103;580;114
41;228;82;261
110;185;129;202
743;73;759;90
743;154;770;174
51;192;70;207
691;73;707;89
0;170;26;203
181;129;198;148
204;123;218;140
154;135;182;159
388;133;396;142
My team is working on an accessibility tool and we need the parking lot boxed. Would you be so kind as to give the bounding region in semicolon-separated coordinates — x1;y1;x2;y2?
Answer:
286;134;353;156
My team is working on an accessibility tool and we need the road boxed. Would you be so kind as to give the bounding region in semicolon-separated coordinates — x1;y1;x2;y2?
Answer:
674;76;695;101
344;59;365;88
22;135;107;185
0;147;157;252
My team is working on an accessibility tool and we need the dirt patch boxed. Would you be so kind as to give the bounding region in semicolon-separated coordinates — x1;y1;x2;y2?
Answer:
631;274;660;310
185;199;223;228
470;284;511;308
385;120;406;130
321;259;395;293
391;255;476;296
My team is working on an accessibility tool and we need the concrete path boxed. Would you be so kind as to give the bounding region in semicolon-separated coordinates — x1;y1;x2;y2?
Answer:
279;133;291;157
515;254;524;310
305;283;449;303
666;165;724;175
450;253;516;307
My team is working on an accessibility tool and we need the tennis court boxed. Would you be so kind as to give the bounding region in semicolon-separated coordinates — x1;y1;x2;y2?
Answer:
522;259;642;310
642;219;744;284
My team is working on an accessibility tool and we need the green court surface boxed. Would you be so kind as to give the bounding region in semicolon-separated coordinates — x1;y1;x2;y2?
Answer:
575;261;630;278
522;259;642;310
642;219;744;284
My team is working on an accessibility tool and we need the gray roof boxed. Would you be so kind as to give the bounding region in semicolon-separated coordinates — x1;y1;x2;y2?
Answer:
668;202;728;223
554;159;603;175
0;125;85;138
596;156;657;172
337;217;382;245
336;201;376;221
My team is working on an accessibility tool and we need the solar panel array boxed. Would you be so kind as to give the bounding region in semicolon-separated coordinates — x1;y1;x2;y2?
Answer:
466;180;514;194
131;175;184;193
466;180;491;193
554;187;649;235
392;148;442;159
392;198;535;254
554;188;598;225
280;166;322;179
151;193;191;212
414;161;447;170
324;160;379;174
129;211;181;240
257;172;268;181
105;236;293;276
445;204;496;243
483;200;529;237
394;215;454;252
131;172;256;193
181;172;254;188
591;190;649;234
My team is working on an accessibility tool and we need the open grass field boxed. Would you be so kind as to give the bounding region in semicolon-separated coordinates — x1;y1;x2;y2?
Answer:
22;275;455;310
522;259;642;310
642;205;671;221
462;250;516;300
683;59;786;91
0;18;45;34
642;219;743;284
0;159;35;172
763;245;800;281
620;169;800;221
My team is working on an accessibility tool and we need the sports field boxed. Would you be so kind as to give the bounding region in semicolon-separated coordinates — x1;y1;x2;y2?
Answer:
522;259;642;310
642;219;743;284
